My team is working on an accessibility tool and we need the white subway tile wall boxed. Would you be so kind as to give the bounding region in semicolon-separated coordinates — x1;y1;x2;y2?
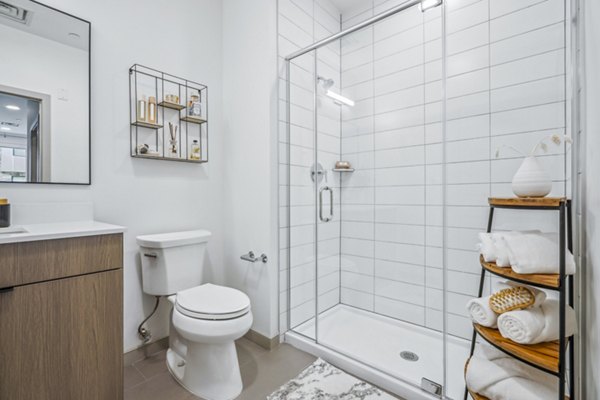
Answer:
279;0;570;341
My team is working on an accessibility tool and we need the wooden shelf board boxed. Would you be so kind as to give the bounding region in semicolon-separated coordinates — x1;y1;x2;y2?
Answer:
180;116;207;124
158;101;185;110
474;323;560;374
131;154;206;164
488;197;566;208
480;255;560;290
131;121;163;129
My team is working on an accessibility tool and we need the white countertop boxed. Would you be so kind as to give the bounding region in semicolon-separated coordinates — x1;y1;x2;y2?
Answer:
0;221;126;244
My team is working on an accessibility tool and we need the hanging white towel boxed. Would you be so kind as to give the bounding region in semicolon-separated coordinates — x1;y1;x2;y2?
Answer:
500;232;576;274
497;299;577;344
466;344;559;400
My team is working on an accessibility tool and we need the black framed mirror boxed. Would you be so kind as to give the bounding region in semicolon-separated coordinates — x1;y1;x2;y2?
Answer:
0;0;90;184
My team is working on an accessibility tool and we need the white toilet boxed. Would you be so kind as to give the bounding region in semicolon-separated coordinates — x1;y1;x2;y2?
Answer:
137;230;252;400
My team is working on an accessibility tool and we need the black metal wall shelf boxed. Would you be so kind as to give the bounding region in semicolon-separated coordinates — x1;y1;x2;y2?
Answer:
129;64;209;163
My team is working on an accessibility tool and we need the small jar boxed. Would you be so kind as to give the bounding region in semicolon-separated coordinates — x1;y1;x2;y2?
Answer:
0;199;10;228
190;140;201;160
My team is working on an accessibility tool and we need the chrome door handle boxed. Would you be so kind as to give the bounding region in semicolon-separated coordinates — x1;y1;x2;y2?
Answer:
319;186;333;222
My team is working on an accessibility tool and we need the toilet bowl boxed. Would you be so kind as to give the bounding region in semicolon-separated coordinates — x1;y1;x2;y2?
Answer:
136;230;253;400
168;284;252;400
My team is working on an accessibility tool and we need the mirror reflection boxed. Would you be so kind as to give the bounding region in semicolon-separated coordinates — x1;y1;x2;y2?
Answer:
0;0;90;184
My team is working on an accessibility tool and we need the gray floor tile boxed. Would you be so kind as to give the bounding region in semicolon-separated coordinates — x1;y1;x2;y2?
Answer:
124;365;146;390
124;370;198;400
133;349;168;380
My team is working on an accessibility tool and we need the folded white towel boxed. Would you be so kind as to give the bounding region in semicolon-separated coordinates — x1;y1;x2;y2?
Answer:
501;232;576;275
478;231;541;267
466;345;558;400
497;299;577;344
467;282;546;328
478;232;500;263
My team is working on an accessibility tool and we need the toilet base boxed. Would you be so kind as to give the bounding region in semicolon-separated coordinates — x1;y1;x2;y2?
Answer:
166;342;243;400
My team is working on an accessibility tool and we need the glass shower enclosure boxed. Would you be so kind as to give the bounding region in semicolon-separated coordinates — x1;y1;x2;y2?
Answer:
281;0;573;398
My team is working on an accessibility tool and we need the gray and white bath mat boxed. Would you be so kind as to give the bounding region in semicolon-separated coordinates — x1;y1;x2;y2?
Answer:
267;358;397;399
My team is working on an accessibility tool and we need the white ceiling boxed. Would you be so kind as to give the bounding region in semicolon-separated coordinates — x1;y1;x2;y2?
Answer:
328;0;373;15
0;0;89;51
0;92;33;136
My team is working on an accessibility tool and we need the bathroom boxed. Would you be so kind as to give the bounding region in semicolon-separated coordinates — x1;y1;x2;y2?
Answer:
0;0;598;399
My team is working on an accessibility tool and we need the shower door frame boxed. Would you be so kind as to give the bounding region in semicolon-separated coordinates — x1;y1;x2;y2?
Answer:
284;0;449;397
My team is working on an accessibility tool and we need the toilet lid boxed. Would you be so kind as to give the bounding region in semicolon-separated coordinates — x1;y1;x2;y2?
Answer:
176;283;251;320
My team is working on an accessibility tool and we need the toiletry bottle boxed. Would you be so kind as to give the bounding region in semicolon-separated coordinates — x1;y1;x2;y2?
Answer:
188;94;201;118
190;140;201;160
137;95;147;122
147;96;157;124
0;198;10;228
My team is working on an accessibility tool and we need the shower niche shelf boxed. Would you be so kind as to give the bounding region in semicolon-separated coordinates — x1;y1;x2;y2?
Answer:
129;64;209;163
332;168;355;172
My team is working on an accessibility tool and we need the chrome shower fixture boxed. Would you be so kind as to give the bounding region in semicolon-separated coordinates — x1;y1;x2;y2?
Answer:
420;0;442;12
317;76;355;107
317;76;335;90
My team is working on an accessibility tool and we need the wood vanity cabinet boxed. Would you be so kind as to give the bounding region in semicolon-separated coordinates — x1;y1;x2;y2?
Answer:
0;234;123;400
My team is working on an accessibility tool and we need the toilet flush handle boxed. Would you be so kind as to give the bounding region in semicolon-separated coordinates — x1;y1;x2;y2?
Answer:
143;253;158;258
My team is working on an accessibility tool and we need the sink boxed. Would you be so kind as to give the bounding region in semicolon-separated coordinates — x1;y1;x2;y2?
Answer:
0;226;28;236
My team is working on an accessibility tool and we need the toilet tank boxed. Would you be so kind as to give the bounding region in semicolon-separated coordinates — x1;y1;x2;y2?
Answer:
136;230;212;296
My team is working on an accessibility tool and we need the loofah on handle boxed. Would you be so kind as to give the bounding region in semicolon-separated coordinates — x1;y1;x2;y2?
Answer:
488;286;535;314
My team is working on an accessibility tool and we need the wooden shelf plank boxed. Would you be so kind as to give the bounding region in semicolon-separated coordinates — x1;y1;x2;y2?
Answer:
488;197;566;208
131;155;206;164
158;101;185;111
474;324;561;374
480;255;560;290
180;116;207;125
131;121;163;129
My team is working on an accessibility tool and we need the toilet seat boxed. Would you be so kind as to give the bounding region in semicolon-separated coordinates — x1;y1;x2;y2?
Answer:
176;283;250;320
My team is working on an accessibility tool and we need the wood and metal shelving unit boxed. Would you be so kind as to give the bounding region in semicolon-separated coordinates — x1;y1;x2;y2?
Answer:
128;64;208;163
464;197;574;400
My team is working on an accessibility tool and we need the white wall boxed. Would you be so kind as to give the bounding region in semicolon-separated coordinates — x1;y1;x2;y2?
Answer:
0;0;225;352
583;0;600;397
221;0;280;339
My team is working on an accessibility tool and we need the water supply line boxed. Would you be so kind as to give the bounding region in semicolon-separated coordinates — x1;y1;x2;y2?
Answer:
137;295;161;343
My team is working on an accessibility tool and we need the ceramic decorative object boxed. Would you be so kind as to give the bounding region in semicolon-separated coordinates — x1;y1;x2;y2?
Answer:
495;134;572;198
511;156;552;198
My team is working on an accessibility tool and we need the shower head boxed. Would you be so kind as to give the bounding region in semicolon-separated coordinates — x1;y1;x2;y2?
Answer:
317;76;335;90
317;76;354;107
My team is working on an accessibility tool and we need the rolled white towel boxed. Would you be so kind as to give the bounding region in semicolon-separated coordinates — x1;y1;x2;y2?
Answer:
467;282;546;327
501;232;576;274
466;282;511;328
467;296;499;328
466;344;558;400
497;299;577;344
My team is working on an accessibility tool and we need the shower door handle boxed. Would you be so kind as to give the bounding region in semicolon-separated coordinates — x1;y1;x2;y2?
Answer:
319;186;333;222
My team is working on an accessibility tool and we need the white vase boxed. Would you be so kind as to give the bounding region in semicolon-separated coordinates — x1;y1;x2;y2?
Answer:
511;156;552;198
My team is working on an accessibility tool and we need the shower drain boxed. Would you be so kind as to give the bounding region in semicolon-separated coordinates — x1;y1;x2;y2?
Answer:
400;351;419;362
